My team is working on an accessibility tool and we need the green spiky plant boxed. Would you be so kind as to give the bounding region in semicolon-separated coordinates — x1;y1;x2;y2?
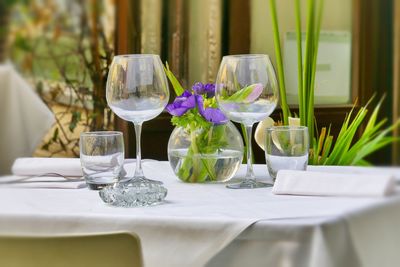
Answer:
269;0;400;165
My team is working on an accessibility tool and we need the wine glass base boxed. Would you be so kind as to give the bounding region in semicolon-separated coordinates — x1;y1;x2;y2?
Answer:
226;179;273;189
99;178;167;207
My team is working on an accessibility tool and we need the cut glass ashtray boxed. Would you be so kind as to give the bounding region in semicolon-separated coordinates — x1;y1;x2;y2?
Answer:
99;179;167;207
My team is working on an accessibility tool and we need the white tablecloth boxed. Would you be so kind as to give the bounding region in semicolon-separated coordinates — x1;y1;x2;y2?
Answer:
0;63;55;174
0;162;399;267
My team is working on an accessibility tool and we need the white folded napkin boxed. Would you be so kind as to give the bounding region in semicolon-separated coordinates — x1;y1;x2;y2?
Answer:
11;157;83;177
11;157;144;177
272;170;396;197
0;175;86;189
3;158;84;189
4;157;152;189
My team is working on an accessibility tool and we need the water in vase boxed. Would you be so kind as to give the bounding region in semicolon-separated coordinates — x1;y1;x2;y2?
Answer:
169;149;243;183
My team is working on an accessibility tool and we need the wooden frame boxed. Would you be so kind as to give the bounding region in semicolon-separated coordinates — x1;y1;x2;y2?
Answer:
350;0;395;165
351;0;362;104
394;0;400;164
114;0;131;154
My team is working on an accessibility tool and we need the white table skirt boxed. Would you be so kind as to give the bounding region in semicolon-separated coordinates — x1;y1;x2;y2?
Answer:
0;63;54;174
0;162;399;267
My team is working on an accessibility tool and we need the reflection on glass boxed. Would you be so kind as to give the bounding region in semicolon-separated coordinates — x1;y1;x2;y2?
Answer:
215;54;279;189
100;54;169;207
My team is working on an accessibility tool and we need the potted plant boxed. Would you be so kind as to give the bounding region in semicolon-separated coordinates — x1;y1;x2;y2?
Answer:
165;64;244;183
261;0;400;166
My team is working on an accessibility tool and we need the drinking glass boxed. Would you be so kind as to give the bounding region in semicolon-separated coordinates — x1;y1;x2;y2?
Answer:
265;126;309;180
100;54;169;207
215;54;279;189
80;131;124;190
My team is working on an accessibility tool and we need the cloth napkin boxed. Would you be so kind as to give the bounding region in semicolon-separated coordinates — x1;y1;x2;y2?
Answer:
0;175;87;189
1;157;85;189
272;170;396;197
11;157;83;177
3;157;148;189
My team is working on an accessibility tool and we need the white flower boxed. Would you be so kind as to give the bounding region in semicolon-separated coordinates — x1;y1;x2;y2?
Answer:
254;117;275;151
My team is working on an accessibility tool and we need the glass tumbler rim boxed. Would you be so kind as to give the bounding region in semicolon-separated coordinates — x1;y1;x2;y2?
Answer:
266;126;308;132
113;54;160;60
222;54;271;60
80;131;123;137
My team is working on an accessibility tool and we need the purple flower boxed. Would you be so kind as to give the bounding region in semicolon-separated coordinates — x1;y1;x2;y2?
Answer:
204;84;215;98
192;82;205;95
195;95;228;125
166;90;196;116
192;82;216;98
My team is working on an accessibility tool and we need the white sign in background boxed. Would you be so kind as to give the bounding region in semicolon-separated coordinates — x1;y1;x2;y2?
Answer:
284;31;351;105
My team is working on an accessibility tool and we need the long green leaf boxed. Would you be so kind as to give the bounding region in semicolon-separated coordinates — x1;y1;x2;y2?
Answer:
294;0;304;125
351;120;400;164
325;107;368;165
337;108;369;164
164;62;184;96
269;0;290;125
302;0;315;124
335;104;358;142
353;137;399;165
363;96;383;134
307;0;324;146
343;119;388;163
342;98;387;164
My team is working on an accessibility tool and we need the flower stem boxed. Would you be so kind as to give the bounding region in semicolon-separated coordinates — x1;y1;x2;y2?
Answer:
189;125;200;182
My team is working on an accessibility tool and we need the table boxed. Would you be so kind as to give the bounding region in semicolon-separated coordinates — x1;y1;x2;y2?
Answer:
0;162;399;267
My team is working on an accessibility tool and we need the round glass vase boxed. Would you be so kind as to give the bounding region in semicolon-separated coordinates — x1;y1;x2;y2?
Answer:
168;121;244;183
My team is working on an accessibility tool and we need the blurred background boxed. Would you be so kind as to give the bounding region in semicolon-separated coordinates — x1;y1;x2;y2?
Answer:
0;0;398;172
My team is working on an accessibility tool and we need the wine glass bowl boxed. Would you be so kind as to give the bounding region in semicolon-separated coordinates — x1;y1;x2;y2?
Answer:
106;54;169;123
216;54;278;125
100;54;169;207
215;54;279;189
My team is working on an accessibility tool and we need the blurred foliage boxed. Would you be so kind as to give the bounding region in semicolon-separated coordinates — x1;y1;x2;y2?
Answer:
9;0;115;157
0;0;24;62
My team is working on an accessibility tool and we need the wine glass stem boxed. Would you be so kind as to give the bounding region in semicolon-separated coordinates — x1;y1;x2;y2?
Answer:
245;124;255;181
134;122;144;178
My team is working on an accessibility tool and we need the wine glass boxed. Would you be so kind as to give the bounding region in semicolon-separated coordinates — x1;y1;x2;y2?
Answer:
100;54;169;207
215;54;279;189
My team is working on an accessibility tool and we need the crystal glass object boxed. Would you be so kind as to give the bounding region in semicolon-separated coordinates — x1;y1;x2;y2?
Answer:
80;131;124;190
265;126;309;180
168;122;244;183
215;54;279;189
100;54;169;207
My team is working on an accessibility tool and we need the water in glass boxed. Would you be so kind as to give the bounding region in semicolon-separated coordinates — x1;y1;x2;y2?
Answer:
80;131;124;190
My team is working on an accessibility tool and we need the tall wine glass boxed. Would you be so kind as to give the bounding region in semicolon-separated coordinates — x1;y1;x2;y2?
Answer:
101;54;169;207
215;54;279;189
